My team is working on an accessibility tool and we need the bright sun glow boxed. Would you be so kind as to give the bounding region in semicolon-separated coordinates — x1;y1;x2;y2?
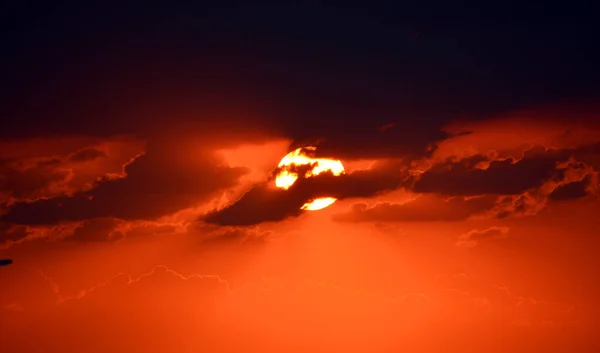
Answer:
275;146;345;211
300;197;338;211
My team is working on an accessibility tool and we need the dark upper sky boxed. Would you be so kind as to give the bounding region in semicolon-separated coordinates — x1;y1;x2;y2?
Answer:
2;2;599;140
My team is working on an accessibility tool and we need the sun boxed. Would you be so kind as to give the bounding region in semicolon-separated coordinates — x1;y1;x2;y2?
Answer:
275;146;345;211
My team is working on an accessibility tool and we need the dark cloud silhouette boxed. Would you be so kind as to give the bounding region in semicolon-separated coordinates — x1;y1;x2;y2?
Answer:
414;147;572;196
549;176;592;201
203;185;307;226
1;3;599;231
0;222;28;242
293;123;449;161
70;218;121;242
491;193;546;219
0;157;69;203
1;139;249;224
204;161;409;226
0;137;145;206
69;148;107;162
203;143;600;226
482;157;599;219
0;259;12;266
68;217;176;242
332;195;498;223
10;4;597;168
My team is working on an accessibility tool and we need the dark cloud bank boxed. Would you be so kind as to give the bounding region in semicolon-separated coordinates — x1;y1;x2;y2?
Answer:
1;139;248;225
204;143;599;226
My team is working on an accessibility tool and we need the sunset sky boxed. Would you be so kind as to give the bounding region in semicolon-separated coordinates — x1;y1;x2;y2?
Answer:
2;3;600;353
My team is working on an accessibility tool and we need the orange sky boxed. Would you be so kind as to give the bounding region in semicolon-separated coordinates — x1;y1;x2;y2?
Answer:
1;103;600;353
2;4;600;352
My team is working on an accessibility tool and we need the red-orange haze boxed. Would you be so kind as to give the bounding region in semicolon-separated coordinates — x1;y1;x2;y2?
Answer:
2;4;600;352
2;106;600;352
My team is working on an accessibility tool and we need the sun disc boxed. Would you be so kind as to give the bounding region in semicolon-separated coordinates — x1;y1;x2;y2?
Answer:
274;147;344;211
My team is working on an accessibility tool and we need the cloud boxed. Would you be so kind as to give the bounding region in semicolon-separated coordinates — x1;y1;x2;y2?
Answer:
0;136;144;205
0;157;71;203
0;215;196;248
206;141;600;226
486;158;600;219
68;148;107;162
435;103;600;162
296;122;449;161
548;177;591;201
456;227;510;248
0;222;28;243
202;185;306;226
332;195;498;223
1;138;249;225
70;218;122;242
0;222;82;249
111;220;182;240
413;147;569;196
203;161;408;225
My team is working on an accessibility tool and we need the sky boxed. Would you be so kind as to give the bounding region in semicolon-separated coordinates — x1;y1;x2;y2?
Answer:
1;3;600;353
